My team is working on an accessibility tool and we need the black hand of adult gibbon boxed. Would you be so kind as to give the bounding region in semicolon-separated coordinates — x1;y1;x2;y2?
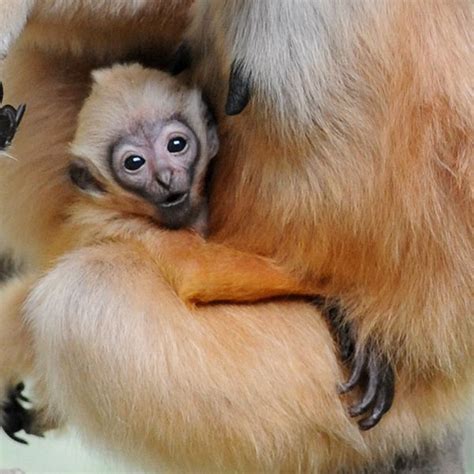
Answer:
339;341;395;430
315;298;395;430
169;42;193;76
1;382;44;444
225;60;251;116
0;82;26;150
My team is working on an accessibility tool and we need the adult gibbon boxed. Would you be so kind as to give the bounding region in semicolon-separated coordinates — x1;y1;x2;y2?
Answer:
0;0;472;472
185;0;473;466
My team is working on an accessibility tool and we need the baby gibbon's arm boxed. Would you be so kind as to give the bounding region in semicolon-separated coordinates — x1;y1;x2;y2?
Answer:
153;231;313;305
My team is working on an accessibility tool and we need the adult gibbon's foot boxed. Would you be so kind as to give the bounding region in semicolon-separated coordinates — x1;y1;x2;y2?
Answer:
1;382;44;444
315;298;395;430
0;81;26;150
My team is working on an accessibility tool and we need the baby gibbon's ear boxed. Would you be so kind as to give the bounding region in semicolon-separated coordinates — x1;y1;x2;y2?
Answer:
68;160;106;196
203;105;219;159
207;118;219;159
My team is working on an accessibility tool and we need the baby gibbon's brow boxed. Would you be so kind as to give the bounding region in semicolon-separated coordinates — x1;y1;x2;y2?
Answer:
111;115;194;150
112;134;149;150
169;113;192;131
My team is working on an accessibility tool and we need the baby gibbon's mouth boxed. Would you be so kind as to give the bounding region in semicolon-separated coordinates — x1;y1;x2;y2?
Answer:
159;192;189;208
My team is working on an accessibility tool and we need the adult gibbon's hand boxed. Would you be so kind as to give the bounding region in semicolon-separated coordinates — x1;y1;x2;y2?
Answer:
0;82;26;150
318;299;395;430
0;382;45;444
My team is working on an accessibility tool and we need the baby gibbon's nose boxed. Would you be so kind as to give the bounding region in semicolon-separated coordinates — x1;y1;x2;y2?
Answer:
155;169;172;190
155;168;190;210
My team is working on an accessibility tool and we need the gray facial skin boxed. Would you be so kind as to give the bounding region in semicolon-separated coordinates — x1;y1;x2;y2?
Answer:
110;119;203;229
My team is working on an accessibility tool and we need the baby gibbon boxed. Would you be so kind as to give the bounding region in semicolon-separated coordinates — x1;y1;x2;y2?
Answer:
59;63;314;306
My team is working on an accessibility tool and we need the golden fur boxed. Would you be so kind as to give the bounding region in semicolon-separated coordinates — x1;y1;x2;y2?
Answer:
0;0;472;472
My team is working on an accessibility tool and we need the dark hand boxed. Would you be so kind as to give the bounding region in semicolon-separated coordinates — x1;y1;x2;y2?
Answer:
225;60;251;116
0;82;26;150
316;297;395;430
339;341;395;430
1;382;45;444
168;42;192;76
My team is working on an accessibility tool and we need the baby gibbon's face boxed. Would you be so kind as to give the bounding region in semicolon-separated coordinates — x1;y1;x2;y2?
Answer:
70;64;219;231
109;118;200;228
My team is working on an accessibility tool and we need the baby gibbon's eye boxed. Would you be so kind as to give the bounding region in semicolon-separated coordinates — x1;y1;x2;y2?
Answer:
124;155;146;171
167;136;187;153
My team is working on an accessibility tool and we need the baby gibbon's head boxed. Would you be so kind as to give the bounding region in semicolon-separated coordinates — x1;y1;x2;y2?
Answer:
69;63;218;230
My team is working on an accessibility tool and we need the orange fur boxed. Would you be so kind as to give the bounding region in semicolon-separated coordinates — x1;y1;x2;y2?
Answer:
194;0;474;375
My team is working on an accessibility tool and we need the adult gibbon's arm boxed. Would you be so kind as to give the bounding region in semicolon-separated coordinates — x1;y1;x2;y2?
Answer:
186;0;472;432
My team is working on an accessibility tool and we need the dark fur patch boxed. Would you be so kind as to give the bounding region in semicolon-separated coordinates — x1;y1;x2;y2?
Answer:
168;42;193;76
225;60;251;116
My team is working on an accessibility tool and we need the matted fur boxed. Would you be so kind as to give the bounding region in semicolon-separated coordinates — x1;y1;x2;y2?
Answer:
0;0;472;472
